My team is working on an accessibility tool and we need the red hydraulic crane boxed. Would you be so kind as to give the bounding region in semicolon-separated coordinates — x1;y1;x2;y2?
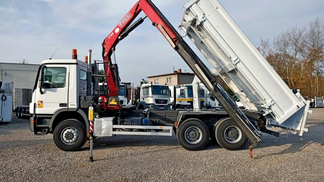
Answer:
100;0;179;114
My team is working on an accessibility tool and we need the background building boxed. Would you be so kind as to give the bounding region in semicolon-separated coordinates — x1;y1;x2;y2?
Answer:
0;62;39;109
0;63;39;88
147;69;194;86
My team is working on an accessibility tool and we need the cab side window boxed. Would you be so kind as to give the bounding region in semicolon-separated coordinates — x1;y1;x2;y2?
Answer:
42;67;66;88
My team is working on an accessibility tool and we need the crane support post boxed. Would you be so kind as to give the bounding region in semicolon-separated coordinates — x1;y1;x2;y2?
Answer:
88;106;94;162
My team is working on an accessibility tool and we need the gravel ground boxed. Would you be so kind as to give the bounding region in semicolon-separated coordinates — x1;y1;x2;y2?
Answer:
1;109;324;182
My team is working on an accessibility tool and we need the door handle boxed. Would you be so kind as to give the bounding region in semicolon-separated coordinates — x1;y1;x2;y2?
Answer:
59;103;67;107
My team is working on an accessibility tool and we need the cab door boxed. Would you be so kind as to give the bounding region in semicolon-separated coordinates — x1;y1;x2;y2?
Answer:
34;65;69;114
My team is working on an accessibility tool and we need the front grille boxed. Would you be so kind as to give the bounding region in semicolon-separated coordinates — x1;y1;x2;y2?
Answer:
155;99;168;105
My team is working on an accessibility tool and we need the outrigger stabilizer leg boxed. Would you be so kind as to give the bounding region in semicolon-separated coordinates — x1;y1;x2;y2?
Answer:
89;105;94;162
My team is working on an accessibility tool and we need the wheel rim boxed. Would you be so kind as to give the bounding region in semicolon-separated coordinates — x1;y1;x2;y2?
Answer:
61;127;79;145
223;125;242;144
184;126;202;144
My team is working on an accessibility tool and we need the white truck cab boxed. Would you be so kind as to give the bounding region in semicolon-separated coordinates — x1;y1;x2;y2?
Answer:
138;83;171;110
169;85;192;109
30;59;89;115
29;57;94;150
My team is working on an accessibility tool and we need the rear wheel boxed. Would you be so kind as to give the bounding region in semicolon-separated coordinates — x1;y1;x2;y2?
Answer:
53;119;86;151
215;117;247;150
177;118;209;151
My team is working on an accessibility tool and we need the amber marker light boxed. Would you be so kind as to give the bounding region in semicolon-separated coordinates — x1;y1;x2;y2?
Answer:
72;49;77;59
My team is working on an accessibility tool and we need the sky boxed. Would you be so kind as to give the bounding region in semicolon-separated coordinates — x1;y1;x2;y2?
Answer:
0;0;323;85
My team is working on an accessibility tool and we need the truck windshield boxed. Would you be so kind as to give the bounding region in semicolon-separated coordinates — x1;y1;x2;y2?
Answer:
118;85;126;96
151;85;169;95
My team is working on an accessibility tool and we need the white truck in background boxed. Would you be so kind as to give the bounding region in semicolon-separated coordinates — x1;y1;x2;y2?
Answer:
29;0;310;153
169;85;192;109
176;82;220;109
191;76;218;110
137;83;171;110
118;83;133;106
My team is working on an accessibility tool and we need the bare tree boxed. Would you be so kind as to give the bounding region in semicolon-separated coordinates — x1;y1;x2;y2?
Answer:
259;18;324;97
305;18;324;96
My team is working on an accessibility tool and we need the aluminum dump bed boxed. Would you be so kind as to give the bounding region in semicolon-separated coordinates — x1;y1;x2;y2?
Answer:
180;0;310;135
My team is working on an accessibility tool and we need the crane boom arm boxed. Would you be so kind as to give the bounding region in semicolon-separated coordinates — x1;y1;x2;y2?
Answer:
101;2;142;98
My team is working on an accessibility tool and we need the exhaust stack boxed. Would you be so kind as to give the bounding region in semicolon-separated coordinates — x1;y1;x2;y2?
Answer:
88;49;92;65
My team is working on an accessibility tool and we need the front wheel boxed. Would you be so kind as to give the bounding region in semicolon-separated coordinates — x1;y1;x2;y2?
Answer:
16;107;22;118
215;117;247;150
176;118;209;151
53;119;86;151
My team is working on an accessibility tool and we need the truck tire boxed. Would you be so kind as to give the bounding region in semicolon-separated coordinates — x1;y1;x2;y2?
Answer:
53;119;86;151
176;118;209;151
16;107;20;118
138;105;144;110
215;117;247;150
137;102;146;110
17;107;22;118
21;107;25;118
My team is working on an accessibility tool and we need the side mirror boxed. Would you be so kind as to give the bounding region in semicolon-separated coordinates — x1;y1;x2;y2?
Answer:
39;66;47;94
39;83;44;94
